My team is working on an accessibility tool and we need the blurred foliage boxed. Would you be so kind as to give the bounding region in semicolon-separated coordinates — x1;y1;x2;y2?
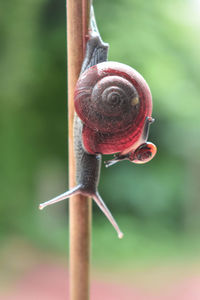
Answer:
0;0;200;261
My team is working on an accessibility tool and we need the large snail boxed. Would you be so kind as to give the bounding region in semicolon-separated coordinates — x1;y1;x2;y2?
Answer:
39;8;157;238
75;60;156;162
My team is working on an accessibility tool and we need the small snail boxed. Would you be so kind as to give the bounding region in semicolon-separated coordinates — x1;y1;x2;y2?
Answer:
39;9;157;238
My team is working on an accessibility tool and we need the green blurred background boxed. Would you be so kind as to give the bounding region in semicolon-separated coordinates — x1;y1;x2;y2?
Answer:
1;0;200;298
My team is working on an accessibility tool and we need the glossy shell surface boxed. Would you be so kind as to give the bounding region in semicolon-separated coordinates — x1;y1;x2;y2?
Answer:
74;61;152;155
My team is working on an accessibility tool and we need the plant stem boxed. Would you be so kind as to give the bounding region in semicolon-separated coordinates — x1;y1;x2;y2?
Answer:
67;0;91;299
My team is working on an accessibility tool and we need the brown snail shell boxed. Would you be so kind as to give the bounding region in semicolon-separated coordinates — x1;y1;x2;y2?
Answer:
74;61;152;154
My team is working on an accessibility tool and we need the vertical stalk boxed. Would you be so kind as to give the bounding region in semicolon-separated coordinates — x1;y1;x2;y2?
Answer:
67;0;91;299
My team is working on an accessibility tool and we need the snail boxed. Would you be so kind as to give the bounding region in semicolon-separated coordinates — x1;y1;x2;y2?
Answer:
39;9;157;238
74;60;156;165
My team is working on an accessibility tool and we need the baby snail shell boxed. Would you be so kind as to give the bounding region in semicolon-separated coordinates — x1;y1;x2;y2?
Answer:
129;142;157;164
105;141;157;167
75;61;155;158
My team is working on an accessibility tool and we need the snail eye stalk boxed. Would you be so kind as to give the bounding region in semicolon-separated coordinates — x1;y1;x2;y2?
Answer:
104;154;127;168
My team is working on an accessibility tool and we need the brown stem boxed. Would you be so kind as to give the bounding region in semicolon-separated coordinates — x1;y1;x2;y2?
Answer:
67;0;91;299
82;0;91;54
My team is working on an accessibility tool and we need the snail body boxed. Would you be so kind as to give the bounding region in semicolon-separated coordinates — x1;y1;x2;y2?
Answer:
39;10;157;238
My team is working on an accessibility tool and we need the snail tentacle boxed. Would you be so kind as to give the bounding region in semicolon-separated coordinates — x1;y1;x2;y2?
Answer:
39;186;123;238
39;185;82;210
93;192;123;239
141;116;155;142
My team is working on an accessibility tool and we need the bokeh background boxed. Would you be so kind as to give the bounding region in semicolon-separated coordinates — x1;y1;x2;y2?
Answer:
1;0;200;299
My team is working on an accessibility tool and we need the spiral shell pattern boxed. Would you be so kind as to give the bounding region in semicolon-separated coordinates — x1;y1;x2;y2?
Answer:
74;61;152;155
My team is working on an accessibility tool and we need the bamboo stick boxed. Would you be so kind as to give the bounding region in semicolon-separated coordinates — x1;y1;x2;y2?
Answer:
66;0;91;299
